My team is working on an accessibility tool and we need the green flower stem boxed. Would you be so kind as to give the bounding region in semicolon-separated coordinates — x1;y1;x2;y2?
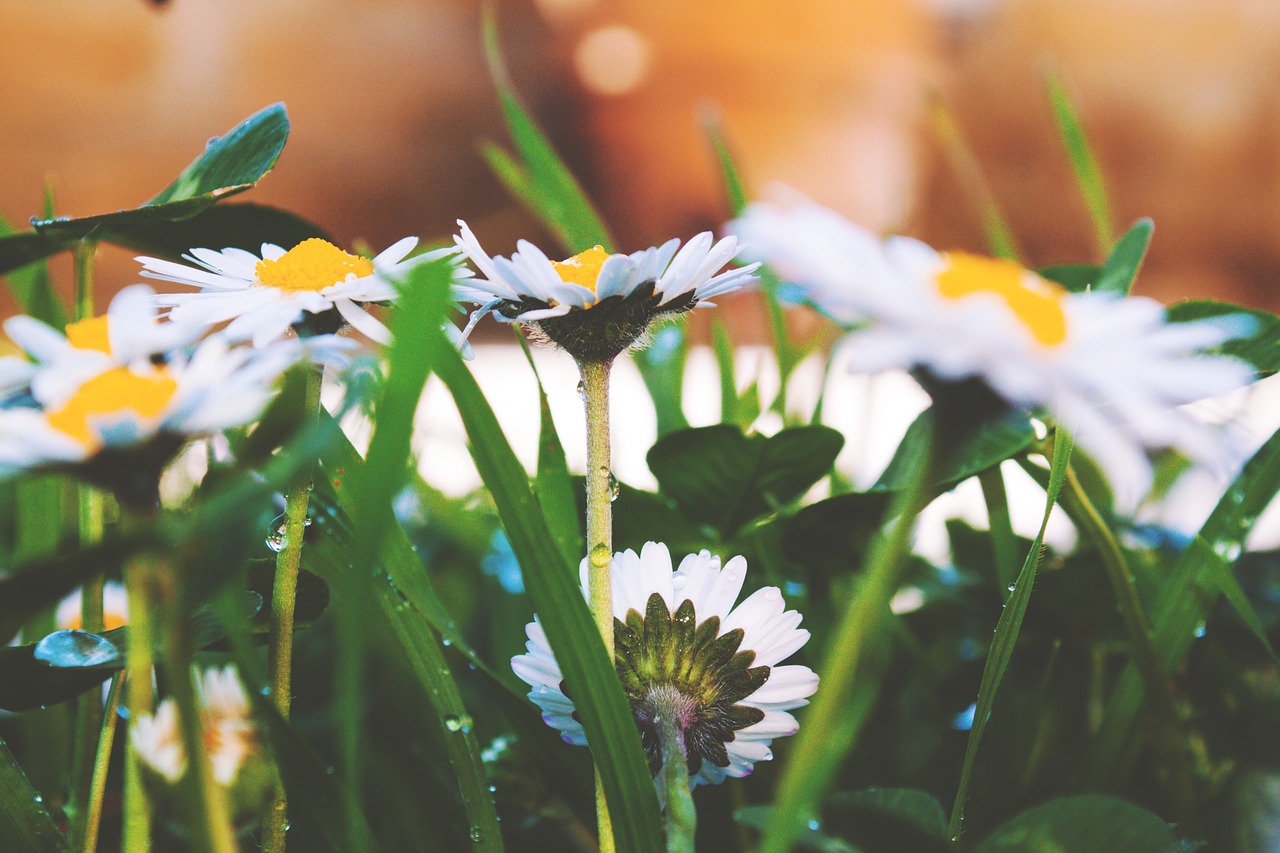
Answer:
578;356;616;853
73;239;96;323
658;713;696;853
161;612;237;853
68;487;106;846
263;365;323;853
81;673;124;853
123;553;158;852
1060;464;1196;822
760;423;937;853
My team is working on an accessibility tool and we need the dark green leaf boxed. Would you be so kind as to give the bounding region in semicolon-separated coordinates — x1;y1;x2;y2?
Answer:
1038;264;1099;294
1095;218;1153;296
105;202;328;260
0;740;70;853
1166;299;1280;377
648;424;845;538
780;492;894;577
975;794;1187;853
877;408;1035;492
829;789;947;840
433;337;665;853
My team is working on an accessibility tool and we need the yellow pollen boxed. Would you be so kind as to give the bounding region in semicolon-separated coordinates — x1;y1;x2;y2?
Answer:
46;367;178;446
65;316;112;353
936;253;1068;347
551;245;610;293
254;238;374;293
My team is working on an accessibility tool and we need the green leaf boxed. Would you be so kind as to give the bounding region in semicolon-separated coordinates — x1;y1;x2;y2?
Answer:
0;217;67;325
0;104;290;275
780;491;894;577
482;11;613;253
1046;72;1114;257
876;408;1036;492
1165;299;1280;377
105;202;329;260
1095;218;1153;296
648;424;845;538
1038;264;1100;294
712;316;740;425
0;740;71;853
432;338;665;852
635;321;691;437
829;789;948;840
948;430;1074;839
975;794;1188;853
522;339;583;566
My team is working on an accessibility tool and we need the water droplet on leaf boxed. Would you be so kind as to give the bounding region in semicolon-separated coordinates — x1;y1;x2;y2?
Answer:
444;713;472;733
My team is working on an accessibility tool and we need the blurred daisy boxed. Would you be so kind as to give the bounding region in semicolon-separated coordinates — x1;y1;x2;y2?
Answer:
0;333;304;504
512;542;818;787
730;198;1256;508
137;237;469;348
131;665;257;786
453;221;758;361
56;580;129;632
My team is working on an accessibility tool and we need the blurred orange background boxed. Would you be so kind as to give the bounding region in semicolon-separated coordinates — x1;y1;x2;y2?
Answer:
2;0;1279;337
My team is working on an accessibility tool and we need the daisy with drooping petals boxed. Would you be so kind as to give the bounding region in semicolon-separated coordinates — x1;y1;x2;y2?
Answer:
512;542;818;788
730;198;1256;509
137;237;470;348
452;220;758;361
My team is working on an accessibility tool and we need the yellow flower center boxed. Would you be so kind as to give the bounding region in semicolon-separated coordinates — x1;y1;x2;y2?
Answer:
551;245;610;293
254;238;374;293
64;316;112;353
936;253;1068;347
63;612;128;631
46;367;178;446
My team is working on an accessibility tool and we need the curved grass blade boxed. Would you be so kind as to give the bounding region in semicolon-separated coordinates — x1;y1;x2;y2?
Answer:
947;430;1074;840
432;339;665;853
482;9;613;253
340;259;503;851
1095;218;1153;296
0;740;70;853
1086;421;1280;782
519;336;582;566
1046;72;1113;258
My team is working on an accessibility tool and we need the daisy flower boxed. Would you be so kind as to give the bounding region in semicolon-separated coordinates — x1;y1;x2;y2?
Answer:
0;331;305;504
56;580;129;632
730;198;1256;508
137;236;470;348
131;665;258;786
452;220;758;361
512;542;818;787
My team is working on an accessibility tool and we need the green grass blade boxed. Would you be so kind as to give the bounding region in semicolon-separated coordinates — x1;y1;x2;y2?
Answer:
712;316;739;425
635;321;691;437
482;9;614;253
432;342;665;853
1046;72;1114;258
702;109;748;216
0;216;68;326
520;337;583;566
1086;421;1280;782
948;430;1074;840
0;740;71;853
928;97;1021;261
978;465;1019;592
341;259;503;851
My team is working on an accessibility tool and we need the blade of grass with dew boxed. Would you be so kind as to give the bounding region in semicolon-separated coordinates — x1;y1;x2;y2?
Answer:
1086;421;1280;782
978;465;1020;592
1046;72;1114;259
481;8;613;253
947;430;1074;841
1094;218;1153;296
519;334;583;566
431;335;665;853
0;740;70;853
759;418;936;853
340;259;502;851
928;96;1021;262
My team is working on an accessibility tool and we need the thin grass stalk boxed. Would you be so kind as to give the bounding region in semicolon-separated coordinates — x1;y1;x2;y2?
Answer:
68;487;106;845
123;555;157;852
81;673;124;853
263;365;324;852
760;422;937;853
578;356;616;853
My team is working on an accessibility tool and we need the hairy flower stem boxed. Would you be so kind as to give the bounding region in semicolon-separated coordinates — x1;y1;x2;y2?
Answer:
264;365;324;853
578;356;616;853
123;553;158;852
658;711;696;853
82;673;123;853
68;486;105;846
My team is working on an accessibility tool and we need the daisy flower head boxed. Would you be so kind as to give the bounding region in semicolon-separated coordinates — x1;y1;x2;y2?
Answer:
0;331;305;506
453;220;758;362
730;197;1256;510
512;542;818;787
137;236;470;349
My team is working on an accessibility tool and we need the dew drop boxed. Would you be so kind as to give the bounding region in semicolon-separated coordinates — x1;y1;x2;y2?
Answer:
1193;621;1208;639
488;785;497;793
672;574;688;591
589;544;612;569
576;379;586;401
444;713;473;733
265;512;288;553
442;638;453;647
33;794;42;804
806;819;819;832
1007;582;1017;592
470;826;484;844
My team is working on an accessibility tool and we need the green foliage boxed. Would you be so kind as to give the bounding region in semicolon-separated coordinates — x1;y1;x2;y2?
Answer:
975;795;1187;853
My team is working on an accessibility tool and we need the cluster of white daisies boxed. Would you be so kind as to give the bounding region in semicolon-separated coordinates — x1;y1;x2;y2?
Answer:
0;199;1257;790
